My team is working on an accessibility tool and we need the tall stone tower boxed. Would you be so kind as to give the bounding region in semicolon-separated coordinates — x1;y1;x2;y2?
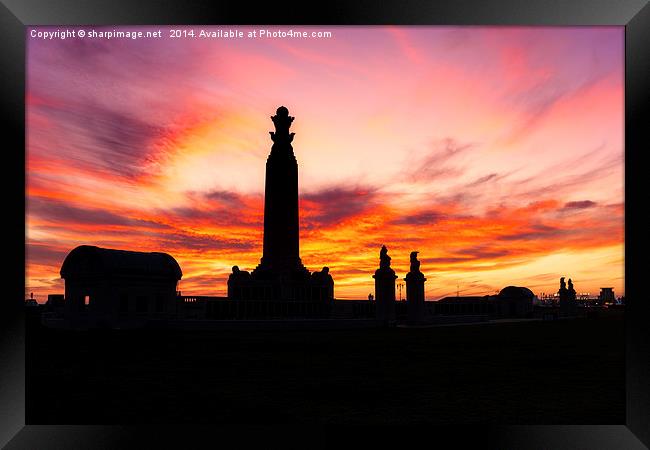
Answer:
254;106;308;275
226;105;333;308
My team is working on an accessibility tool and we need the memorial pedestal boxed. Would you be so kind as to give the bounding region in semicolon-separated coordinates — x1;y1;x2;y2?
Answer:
406;271;426;323
374;268;397;322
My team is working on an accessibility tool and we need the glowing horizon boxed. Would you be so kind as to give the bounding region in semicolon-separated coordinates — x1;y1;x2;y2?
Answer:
26;26;624;302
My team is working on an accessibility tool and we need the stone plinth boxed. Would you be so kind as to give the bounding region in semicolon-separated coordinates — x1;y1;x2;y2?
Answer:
373;267;397;322
406;271;426;323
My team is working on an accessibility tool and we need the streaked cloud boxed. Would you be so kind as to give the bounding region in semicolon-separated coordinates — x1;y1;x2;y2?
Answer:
563;200;597;209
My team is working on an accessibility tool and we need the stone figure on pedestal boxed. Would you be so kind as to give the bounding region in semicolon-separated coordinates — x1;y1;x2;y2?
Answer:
310;266;334;301
405;251;427;324
230;266;250;279
409;251;421;273
568;279;576;300
373;245;397;323
227;266;251;299
567;278;577;315
559;276;576;316
380;245;391;269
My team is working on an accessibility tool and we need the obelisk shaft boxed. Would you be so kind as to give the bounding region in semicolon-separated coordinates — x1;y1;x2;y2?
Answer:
261;147;301;269
257;106;305;273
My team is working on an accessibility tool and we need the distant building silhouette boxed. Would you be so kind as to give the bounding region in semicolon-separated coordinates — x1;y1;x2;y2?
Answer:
498;286;535;317
59;245;182;328
44;294;65;313
598;287;616;305
436;286;534;318
46;294;65;306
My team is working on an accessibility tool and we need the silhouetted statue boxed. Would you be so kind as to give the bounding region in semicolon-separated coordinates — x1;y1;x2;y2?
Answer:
311;266;332;284
309;266;334;301
230;265;251;280
380;245;392;269
227;266;253;300
559;276;576;316
321;266;333;284
374;245;397;323
567;278;577;302
410;251;421;273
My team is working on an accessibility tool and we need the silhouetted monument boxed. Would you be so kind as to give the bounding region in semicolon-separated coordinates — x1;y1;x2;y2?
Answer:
559;276;577;316
373;245;397;322
405;251;426;323
227;107;333;308
254;106;307;276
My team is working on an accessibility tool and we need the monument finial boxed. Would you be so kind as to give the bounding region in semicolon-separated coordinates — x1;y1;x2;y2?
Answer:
379;245;391;269
270;105;295;143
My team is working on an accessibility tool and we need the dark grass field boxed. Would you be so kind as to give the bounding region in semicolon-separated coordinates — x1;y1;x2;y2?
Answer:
26;312;625;424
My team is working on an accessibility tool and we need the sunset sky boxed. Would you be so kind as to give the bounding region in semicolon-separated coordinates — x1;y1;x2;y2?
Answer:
26;26;624;301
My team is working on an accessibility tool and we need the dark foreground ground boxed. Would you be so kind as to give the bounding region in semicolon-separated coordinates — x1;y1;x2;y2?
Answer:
26;312;624;424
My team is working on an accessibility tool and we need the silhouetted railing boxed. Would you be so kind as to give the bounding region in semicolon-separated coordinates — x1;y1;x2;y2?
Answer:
176;295;339;320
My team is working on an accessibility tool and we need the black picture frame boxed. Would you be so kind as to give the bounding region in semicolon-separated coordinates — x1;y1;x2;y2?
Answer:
2;0;648;448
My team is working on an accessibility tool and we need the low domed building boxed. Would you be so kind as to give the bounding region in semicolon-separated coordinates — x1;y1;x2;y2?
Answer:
496;286;535;317
435;285;534;318
60;245;182;328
